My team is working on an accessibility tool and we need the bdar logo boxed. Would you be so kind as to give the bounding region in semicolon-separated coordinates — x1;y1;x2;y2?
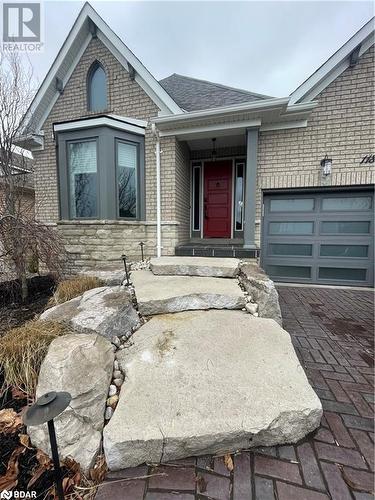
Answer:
0;490;12;499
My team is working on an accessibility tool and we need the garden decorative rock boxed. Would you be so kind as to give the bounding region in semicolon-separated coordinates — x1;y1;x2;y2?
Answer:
40;286;139;340
103;310;322;470
80;269;125;286
28;333;114;472
239;264;282;325
150;256;240;278
132;270;245;316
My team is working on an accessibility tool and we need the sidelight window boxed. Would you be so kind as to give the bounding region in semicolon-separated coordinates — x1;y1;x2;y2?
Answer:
235;162;244;231
192;164;201;231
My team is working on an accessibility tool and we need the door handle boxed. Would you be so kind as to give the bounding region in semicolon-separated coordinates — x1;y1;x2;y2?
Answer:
204;204;208;219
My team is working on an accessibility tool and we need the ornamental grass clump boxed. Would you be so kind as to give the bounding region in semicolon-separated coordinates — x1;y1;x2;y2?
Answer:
0;320;72;396
49;276;103;306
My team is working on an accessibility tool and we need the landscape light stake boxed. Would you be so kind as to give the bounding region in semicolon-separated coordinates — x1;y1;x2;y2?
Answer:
24;391;72;500
139;241;145;261
121;253;130;285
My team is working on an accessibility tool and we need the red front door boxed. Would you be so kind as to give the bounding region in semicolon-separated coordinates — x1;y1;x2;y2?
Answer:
204;161;232;238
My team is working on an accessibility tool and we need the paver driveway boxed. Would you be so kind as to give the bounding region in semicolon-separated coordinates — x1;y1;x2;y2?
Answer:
96;286;374;500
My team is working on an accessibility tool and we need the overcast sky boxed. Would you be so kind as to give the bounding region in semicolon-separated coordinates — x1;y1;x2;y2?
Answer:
28;0;374;97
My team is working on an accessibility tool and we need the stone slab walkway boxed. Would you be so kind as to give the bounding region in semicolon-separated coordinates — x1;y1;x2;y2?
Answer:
95;287;374;500
132;270;245;315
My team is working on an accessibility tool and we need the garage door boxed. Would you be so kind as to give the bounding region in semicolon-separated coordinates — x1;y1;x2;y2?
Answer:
262;190;374;287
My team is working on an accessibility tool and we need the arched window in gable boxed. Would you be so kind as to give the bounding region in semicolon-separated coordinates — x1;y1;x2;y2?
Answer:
87;61;107;111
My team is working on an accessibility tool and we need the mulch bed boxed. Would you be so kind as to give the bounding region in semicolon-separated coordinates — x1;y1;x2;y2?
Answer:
0;275;56;335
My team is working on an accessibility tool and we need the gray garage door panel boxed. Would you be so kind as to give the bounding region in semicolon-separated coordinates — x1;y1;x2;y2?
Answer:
262;191;374;287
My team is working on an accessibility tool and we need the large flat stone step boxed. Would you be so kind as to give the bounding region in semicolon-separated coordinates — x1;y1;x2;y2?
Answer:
103;310;322;470
132;270;245;316
150;256;240;278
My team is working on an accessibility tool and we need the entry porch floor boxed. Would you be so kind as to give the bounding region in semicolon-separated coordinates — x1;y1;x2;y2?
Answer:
175;240;259;259
96;287;374;500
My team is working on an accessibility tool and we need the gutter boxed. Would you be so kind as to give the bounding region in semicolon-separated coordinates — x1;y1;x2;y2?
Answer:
153;97;291;126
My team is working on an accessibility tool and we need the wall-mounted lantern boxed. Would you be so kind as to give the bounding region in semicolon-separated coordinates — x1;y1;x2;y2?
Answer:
320;155;332;176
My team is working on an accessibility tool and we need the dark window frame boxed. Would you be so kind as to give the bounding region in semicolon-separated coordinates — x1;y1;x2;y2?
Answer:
115;138;140;220
66;136;99;220
57;125;145;221
87;61;108;112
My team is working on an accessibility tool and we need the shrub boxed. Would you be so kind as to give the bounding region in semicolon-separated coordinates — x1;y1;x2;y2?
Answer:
0;320;72;395
49;276;103;306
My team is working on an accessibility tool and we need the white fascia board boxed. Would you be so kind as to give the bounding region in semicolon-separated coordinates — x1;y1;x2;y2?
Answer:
285;101;318;114
300;35;374;103
153;97;290;127
260;120;308;132
23;8;92;132
89;5;182;114
159;119;262;138
108;114;147;127
35;32;92;132
24;2;182;134
290;19;375;105
53;115;146;135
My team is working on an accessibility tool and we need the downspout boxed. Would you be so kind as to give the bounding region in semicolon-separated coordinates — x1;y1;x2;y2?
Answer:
151;123;162;257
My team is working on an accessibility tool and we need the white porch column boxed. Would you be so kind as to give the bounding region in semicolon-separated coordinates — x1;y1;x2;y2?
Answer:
243;128;259;249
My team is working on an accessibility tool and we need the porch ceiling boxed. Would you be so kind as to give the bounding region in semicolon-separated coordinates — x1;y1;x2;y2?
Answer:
187;134;245;150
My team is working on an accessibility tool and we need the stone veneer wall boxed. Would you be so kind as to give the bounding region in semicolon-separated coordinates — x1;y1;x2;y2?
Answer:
256;45;375;244
32;37;188;268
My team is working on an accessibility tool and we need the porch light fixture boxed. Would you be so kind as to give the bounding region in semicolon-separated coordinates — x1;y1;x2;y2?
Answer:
320;155;332;176
211;138;217;161
24;391;72;500
121;254;130;286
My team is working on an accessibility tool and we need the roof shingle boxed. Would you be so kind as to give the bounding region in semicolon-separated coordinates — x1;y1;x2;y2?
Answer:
159;73;272;112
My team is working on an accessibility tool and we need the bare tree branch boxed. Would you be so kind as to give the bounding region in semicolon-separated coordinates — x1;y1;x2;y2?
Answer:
0;52;67;300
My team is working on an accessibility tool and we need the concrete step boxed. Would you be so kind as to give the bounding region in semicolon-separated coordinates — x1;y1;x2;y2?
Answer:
103;310;322;470
150;256;240;278
132;270;245;316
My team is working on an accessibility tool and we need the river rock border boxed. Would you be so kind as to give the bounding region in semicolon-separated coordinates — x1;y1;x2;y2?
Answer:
104;263;147;422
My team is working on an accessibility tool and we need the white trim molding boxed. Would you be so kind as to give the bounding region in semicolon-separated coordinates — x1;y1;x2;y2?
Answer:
290;18;374;104
53;114;147;136
22;2;182;136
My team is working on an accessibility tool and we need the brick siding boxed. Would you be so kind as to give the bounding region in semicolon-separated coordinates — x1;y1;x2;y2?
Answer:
32;37;189;267
256;45;375;244
32;34;374;265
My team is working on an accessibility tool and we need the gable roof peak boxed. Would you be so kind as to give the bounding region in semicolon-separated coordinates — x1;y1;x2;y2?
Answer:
290;17;374;104
22;2;182;136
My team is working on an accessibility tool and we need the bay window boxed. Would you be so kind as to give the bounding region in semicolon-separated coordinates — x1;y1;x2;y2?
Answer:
57;125;144;220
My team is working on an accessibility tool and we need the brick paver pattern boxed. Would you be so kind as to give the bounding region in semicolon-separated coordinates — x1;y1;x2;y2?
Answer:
96;287;374;500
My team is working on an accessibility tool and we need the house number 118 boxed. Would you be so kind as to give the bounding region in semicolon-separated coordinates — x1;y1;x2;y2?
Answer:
360;154;375;164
